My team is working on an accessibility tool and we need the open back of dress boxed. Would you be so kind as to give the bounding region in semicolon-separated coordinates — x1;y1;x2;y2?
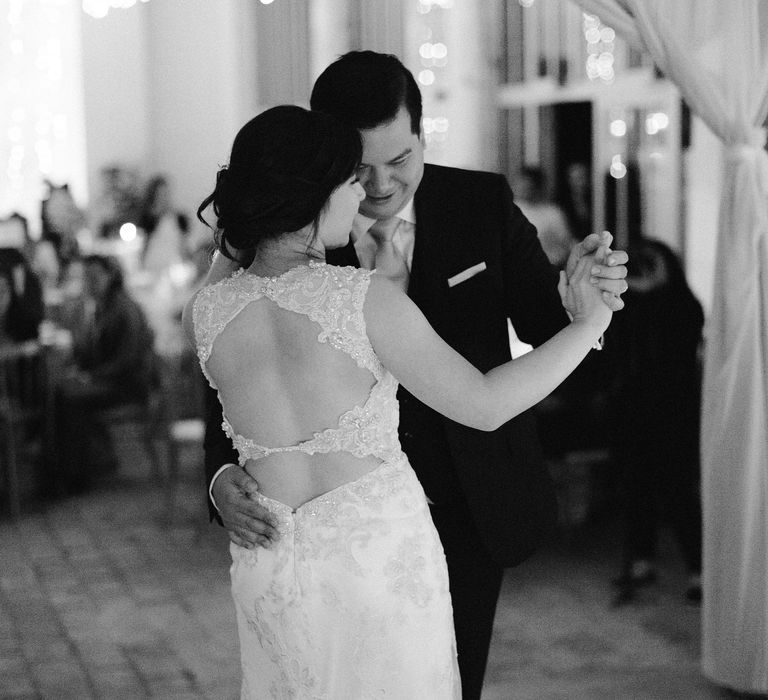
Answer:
193;262;401;465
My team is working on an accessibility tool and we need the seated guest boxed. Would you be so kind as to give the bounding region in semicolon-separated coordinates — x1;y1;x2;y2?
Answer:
89;165;141;239
607;238;704;604
138;175;190;278
512;166;576;269
53;257;87;335
40;182;86;272
55;254;158;491
0;248;45;344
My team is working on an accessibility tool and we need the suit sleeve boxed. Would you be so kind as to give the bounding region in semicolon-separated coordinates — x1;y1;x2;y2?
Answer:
203;381;239;523
497;175;570;345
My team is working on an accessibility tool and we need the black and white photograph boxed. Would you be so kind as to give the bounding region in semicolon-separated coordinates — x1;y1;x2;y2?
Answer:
1;1;767;698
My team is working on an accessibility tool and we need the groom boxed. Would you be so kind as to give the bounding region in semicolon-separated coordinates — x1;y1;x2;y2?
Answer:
203;51;627;699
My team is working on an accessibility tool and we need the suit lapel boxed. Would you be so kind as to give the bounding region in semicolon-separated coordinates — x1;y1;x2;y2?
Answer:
411;165;453;308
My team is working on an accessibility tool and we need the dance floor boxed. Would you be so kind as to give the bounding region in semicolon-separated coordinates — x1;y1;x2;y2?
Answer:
0;436;753;700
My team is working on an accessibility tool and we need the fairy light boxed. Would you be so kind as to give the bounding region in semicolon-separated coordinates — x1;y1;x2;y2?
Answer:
415;0;451;153
119;222;137;242
609;154;627;179
418;0;453;13
610;119;627;138
583;13;615;83
82;0;150;19
645;112;669;135
2;0;86;232
418;69;435;85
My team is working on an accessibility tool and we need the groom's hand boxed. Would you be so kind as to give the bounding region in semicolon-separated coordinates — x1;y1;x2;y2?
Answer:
212;465;278;549
566;231;628;311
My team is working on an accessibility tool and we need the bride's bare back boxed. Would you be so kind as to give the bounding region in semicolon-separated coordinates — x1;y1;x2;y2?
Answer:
192;264;397;510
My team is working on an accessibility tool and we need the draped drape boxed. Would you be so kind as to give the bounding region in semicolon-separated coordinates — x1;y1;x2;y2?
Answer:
573;0;768;692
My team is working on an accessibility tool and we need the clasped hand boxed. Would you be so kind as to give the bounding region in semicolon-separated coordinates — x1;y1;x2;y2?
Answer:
558;252;613;331
564;230;628;312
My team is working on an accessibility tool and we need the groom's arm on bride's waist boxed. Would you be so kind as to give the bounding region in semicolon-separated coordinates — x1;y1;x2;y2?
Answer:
203;381;240;524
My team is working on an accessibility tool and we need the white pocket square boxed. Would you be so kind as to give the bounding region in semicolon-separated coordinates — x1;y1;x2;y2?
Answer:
447;262;487;288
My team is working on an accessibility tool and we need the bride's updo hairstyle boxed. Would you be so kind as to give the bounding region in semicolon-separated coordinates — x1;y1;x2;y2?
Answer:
198;105;362;261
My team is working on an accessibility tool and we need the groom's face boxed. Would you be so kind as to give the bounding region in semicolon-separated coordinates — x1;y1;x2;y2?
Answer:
357;105;424;221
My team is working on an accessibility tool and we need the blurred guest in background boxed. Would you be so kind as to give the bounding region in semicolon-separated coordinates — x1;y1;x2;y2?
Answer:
53;258;88;336
89;165;141;240
513;166;576;268
40;181;86;273
55;254;157;491
607;238;704;605
0;212;36;261
561;162;593;241
138;174;189;278
0;248;45;344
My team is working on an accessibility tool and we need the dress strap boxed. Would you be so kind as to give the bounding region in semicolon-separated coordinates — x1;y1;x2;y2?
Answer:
192;268;259;368
260;263;381;378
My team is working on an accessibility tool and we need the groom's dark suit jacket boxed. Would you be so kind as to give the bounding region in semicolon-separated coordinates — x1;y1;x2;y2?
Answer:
203;163;570;567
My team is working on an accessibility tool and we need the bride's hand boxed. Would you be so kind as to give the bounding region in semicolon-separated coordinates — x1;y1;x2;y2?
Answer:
558;252;613;333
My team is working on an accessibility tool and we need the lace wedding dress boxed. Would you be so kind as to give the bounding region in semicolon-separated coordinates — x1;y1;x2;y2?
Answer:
193;262;460;699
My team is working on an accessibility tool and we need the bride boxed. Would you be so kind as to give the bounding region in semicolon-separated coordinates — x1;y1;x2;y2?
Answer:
183;105;612;699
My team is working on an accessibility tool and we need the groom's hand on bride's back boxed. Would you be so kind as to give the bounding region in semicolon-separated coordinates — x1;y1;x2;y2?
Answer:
212;466;279;549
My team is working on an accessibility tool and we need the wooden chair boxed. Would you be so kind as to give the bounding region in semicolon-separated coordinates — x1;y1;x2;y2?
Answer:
97;387;168;483
0;340;53;518
161;350;208;529
165;416;206;528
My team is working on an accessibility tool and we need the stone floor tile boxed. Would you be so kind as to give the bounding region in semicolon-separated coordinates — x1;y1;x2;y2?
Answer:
0;651;26;671
90;666;147;698
30;659;95;700
4;447;756;699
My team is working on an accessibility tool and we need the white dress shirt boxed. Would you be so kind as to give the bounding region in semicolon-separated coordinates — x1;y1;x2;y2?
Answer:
351;199;416;272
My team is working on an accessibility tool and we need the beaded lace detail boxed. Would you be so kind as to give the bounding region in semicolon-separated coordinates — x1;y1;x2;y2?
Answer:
192;262;402;465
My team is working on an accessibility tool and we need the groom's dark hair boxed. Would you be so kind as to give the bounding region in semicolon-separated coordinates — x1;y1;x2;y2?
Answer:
310;51;422;135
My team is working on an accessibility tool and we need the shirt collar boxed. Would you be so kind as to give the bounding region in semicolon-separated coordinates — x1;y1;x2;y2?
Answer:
351;197;416;242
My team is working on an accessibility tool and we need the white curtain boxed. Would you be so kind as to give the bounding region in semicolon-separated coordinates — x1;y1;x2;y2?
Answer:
574;0;768;692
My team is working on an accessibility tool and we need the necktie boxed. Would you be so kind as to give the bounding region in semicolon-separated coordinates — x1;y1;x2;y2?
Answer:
368;217;409;292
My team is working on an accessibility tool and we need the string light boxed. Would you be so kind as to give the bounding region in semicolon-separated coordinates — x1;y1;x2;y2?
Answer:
119;222;137;242
645;112;669;135
583;13;615;83
414;0;451;152
418;0;453;13
82;0;150;19
2;0;86;232
417;69;435;86
609;154;627;179
610;119;627;137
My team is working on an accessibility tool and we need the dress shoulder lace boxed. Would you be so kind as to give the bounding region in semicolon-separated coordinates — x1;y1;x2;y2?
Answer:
193;262;380;379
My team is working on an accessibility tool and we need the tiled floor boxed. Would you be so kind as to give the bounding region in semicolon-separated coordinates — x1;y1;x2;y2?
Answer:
0;443;762;700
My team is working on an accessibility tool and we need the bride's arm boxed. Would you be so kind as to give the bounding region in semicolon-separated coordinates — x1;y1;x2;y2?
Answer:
364;257;612;431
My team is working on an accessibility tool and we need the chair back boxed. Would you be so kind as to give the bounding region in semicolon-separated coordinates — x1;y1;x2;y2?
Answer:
0;340;51;517
0;340;48;427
